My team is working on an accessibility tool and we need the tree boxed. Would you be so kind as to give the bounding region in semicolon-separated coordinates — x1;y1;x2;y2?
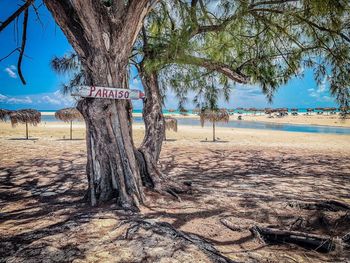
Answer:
136;0;350;167
45;0;157;210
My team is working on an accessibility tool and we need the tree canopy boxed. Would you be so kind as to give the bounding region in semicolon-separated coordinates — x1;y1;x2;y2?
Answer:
133;0;350;109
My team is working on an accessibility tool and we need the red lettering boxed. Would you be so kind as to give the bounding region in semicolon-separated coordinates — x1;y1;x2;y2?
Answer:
102;89;108;98
95;89;102;97
88;86;96;97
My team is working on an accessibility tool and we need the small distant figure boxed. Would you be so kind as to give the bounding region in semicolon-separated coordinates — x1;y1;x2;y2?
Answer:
238;115;242;120
205;137;207;141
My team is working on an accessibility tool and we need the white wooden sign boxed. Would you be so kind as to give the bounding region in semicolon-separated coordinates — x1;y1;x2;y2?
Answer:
71;86;145;100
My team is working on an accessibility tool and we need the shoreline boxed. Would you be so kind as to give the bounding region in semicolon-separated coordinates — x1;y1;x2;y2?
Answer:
40;111;350;128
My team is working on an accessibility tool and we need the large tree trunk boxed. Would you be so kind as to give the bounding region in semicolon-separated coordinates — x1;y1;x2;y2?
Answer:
77;55;144;210
45;0;152;210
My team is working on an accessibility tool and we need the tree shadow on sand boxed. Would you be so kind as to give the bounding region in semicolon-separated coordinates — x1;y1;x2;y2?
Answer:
1;147;349;262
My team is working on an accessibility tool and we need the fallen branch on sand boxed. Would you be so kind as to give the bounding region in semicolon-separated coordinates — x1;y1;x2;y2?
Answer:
125;220;237;263
288;200;350;212
220;218;246;232
343;232;350;245
249;226;338;253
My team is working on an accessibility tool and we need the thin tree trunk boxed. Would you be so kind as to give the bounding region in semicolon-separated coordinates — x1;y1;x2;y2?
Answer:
135;66;190;195
213;121;215;142
139;68;165;162
25;121;28;140
70;120;72;140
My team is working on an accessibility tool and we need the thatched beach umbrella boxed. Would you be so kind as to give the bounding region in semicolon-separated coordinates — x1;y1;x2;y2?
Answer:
8;109;41;139
180;108;188;115
55;107;83;140
315;107;324;114
248;107;258;115
306;108;314;114
277;108;288;117
291;108;298;116
200;109;229;142
164;117;177;141
264;108;275;116
323;107;336;115
192;108;201;115
0;109;11;121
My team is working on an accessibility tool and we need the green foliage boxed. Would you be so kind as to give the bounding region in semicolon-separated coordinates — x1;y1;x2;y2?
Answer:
137;0;350;108
50;53;85;95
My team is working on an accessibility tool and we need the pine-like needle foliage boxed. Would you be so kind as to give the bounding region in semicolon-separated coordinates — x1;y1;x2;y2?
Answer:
136;0;350;108
51;52;85;95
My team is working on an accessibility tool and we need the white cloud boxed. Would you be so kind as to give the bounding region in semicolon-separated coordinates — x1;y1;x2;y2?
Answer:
41;95;61;105
0;90;74;107
307;76;333;102
0;93;8;100
0;93;32;104
4;66;17;78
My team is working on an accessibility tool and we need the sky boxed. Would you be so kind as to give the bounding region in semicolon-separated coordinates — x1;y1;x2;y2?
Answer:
0;2;337;111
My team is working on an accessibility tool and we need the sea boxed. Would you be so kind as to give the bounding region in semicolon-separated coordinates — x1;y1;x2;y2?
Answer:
39;109;350;135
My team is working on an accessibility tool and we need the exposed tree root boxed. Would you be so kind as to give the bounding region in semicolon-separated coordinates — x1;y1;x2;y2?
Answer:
220;218;246;232
125;219;237;263
135;148;192;200
288;200;350;212
250;226;338;253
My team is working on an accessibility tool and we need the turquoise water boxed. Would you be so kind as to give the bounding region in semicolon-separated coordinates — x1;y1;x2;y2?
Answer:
40;108;339;115
40;114;350;135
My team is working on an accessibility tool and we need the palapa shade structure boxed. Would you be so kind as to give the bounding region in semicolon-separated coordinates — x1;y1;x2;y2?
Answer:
200;109;229;142
247;107;258;115
192;108;201;115
306;108;314;114
0;109;11;121
164;117;177;141
8;109;41;139
55;107;83;140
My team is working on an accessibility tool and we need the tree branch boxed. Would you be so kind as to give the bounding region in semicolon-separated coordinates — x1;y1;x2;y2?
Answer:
18;9;29;85
44;0;92;58
250;8;350;43
0;48;20;62
249;0;298;8
0;0;34;32
174;54;249;84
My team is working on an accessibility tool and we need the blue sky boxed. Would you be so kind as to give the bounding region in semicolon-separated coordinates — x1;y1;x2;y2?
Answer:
0;2;337;110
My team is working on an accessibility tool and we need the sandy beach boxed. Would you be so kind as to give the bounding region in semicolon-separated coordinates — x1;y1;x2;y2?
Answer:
1;119;350;262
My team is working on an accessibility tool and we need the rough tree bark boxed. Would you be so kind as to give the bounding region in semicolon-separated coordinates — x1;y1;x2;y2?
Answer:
44;0;153;210
134;64;191;196
135;65;165;187
139;66;165;163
